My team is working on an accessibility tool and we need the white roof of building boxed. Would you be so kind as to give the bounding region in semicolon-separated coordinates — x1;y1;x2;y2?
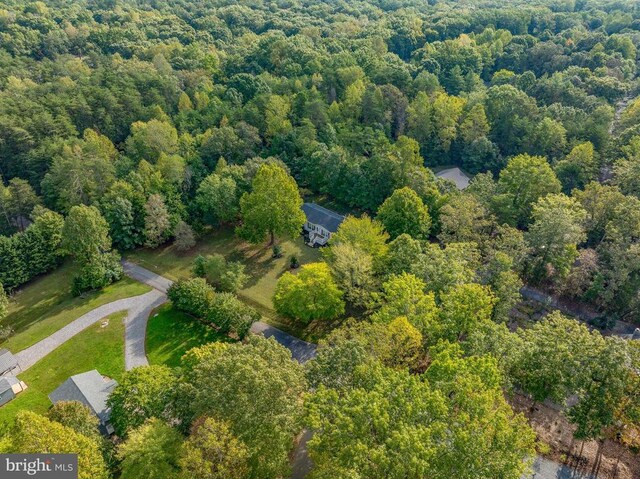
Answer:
435;167;471;190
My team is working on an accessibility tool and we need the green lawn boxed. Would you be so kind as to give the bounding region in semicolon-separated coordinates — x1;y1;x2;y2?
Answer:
0;264;150;353
0;311;127;423
146;303;231;368
127;228;324;338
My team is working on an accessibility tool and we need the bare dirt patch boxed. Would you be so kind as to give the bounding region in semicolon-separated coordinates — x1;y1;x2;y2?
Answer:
511;394;640;479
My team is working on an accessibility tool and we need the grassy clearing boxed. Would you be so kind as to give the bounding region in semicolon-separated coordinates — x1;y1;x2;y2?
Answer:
0;265;150;353
0;311;127;423
127;228;324;339
146;303;231;368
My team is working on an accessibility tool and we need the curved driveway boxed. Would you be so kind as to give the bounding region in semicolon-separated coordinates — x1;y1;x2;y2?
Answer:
14;290;166;372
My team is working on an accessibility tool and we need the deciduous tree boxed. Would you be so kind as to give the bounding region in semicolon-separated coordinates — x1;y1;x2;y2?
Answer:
179;417;250;479
274;262;345;322
118;418;182;479
376;187;431;239
237;164;305;245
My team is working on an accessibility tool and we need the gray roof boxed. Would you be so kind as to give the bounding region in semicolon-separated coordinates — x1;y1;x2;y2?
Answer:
435;167;471;190
0;375;19;393
0;349;18;375
48;370;118;424
302;203;345;233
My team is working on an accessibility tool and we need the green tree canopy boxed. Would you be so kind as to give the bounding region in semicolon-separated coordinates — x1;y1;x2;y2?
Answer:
376;186;431;240
237;164;305;245
274;262;345;322
182;337;307;479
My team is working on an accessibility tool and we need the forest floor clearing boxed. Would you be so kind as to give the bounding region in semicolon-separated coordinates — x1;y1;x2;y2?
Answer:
512;394;640;479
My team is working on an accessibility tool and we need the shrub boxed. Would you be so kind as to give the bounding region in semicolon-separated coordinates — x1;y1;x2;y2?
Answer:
192;254;248;293
71;252;123;296
167;278;215;318
206;293;259;339
168;278;258;338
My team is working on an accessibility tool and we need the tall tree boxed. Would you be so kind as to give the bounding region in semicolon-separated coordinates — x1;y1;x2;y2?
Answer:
144;194;172;248
118;418;182;479
182;337;307;479
376;187;431;240
526;193;586;283
237;164;305;245
1;411;108;479
62;205;122;294
108;365;177;437
179;417;250;479
494;154;561;227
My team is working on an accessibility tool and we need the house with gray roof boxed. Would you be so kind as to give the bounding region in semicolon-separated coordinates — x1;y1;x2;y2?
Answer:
301;203;345;247
48;370;118;435
0;349;18;376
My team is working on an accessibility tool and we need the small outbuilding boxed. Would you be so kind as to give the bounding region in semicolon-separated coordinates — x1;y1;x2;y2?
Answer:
302;203;345;247
0;349;19;376
48;370;118;435
435;167;472;190
0;375;27;407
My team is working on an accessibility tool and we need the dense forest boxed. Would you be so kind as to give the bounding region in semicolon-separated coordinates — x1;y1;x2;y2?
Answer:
1;0;640;478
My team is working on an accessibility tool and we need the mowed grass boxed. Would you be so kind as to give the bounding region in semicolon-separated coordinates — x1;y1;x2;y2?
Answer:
127;228;323;336
0;264;150;353
146;303;231;368
0;311;127;423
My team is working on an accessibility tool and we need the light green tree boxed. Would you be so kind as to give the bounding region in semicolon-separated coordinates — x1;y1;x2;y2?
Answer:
183;336;307;479
125;119;179;163
118;418;182;479
62;205;122;294
494;154;561;227
324;242;376;308
372;272;439;340
179;417;250;479
306;346;536;479
325;215;389;273
526;193;586;282
1;411;108;479
107;365;177;437
554;142;597;193
196;173;239;225
376;187;431;239
439;283;496;341
274;262;345;322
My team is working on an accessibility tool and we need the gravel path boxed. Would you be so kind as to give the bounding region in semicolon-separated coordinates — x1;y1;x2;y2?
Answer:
122;261;172;294
124;291;167;370
14;290;165;371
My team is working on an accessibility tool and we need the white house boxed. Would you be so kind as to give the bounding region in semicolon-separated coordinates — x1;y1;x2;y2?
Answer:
302;203;345;247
